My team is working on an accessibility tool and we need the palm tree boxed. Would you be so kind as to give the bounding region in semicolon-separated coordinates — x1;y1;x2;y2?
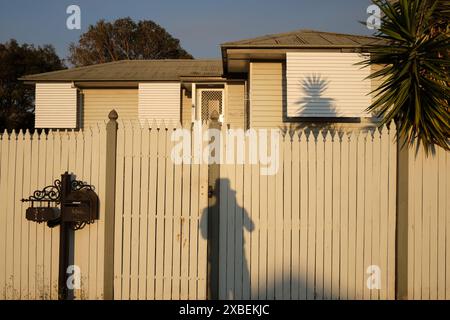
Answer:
362;0;449;151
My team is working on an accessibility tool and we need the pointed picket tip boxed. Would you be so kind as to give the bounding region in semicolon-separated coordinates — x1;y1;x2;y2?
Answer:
88;124;95;136
336;130;343;143
314;130;323;143
123;119;132;130
377;123;385;134
347;130;356;142
291;130;300;142
69;129;77;142
9;130;18;140
368;128;376;141
24;129;31;138
155;120;163;132
78;129;85;141
303;128;310;141
32;129;39;139
389;119;397;130
17;129;25;139
98;121;106;133
361;128;369;138
325;130;333;142
373;125;381;138
146;119;155;131
148;119;157;130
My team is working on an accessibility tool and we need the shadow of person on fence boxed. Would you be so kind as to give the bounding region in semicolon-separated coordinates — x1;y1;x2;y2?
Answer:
200;178;255;300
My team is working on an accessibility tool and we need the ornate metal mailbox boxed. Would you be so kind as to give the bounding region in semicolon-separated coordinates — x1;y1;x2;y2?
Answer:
22;173;99;229
62;187;99;223
21;172;99;300
26;206;60;223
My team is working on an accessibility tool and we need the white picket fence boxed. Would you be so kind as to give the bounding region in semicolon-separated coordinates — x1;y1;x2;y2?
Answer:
1;121;449;300
219;125;397;300
112;122;209;300
0;126;107;300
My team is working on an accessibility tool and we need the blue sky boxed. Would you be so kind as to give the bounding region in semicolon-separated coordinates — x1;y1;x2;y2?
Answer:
0;0;375;60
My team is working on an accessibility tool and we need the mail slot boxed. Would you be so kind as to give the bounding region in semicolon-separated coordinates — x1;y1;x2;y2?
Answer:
26;207;60;223
62;188;99;223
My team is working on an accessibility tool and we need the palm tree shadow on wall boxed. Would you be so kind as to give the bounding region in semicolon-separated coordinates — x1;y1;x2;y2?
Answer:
294;74;336;117
280;73;340;134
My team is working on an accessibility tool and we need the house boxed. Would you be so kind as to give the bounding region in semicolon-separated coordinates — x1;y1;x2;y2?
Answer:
20;29;383;130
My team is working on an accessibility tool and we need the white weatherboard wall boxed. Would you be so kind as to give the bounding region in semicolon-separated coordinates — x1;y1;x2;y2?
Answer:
139;83;181;124
35;83;78;128
286;52;372;118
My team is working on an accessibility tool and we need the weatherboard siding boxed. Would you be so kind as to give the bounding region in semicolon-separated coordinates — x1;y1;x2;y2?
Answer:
371;63;385;102
35;83;78;128
249;62;284;129
226;82;246;128
139;83;181;124
81;89;138;127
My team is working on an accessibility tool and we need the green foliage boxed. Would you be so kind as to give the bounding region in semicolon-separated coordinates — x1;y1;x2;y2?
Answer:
362;0;450;151
0;40;65;131
68;17;193;67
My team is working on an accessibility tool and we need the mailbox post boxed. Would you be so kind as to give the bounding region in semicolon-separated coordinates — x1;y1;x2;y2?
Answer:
58;172;73;300
22;171;99;300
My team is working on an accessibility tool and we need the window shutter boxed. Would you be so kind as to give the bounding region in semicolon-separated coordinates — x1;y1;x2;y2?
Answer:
286;52;372;118
35;83;78;128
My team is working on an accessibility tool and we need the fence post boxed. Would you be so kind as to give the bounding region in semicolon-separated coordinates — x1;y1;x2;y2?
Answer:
104;110;118;300
396;132;409;300
207;111;221;299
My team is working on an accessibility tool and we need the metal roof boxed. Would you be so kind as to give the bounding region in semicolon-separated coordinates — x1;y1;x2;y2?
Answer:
20;59;223;82
20;30;382;82
221;29;380;48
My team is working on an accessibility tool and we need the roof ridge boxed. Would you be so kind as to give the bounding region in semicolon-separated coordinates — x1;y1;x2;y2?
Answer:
221;28;377;46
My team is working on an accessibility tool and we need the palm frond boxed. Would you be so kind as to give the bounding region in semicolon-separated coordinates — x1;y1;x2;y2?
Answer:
362;0;450;152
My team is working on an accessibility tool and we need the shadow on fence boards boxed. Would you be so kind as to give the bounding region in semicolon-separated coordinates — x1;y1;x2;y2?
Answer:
0;110;449;300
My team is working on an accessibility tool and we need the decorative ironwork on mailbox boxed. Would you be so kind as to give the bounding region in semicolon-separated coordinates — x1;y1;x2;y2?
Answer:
21;172;99;230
